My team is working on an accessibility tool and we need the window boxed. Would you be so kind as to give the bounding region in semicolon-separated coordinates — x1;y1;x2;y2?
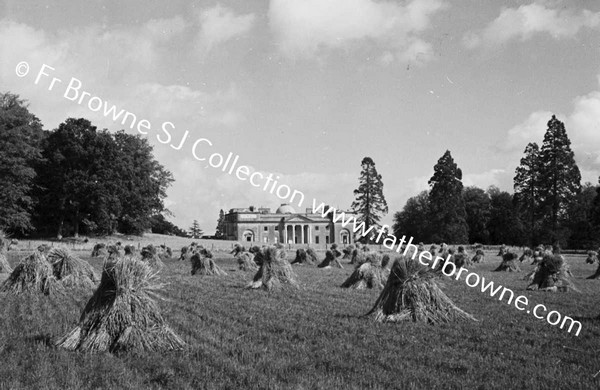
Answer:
275;226;279;231
315;236;320;244
326;236;330;244
263;237;268;243
315;226;319;231
264;226;268;232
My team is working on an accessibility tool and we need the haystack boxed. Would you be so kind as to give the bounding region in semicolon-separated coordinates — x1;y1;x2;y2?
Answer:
527;254;579;292
47;248;99;289
190;248;227;276
0;230;14;274
366;257;477;323
140;245;165;270
453;246;468;269
317;250;344;269
585;251;598;265
471;249;485;264
157;244;172;261
0;251;62;295
123;245;137;259
497;244;507;257
341;252;386;290
55;255;185;352
519;248;534;263
530;246;543;265
342;244;355;260
330;244;342;259
237;252;258;271
291;248;318;265
493;251;521;272
91;243;107;257
247;246;298;291
382;254;392;270
231;243;245;257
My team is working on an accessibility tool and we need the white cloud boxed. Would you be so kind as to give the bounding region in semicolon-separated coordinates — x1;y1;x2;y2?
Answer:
198;4;255;52
464;2;600;49
463;169;506;189
503;78;600;185
268;0;446;64
504;110;554;151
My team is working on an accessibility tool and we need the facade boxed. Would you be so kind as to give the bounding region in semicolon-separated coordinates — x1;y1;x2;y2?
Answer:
223;204;356;245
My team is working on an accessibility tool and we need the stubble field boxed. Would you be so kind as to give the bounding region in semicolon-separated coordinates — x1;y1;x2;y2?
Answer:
0;249;599;389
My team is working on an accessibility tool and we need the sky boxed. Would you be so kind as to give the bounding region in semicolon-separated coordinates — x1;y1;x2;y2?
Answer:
1;0;599;234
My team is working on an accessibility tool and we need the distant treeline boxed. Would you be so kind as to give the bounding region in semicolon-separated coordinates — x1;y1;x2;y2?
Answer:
393;116;600;250
0;92;187;238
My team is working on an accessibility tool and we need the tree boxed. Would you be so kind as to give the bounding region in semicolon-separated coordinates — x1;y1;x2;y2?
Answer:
351;157;388;242
36;118;173;237
392;191;430;242
0;93;44;234
513;142;541;246
486;186;524;245
463;186;491;244
150;214;188;237
427;150;468;243
215;209;226;239
189;220;203;239
566;182;598;249
537;115;581;245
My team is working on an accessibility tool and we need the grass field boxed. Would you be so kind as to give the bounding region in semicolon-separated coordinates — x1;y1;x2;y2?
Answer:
1;248;599;389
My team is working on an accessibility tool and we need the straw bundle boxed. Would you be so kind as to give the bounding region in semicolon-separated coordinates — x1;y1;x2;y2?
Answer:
342;245;355;261
317;250;344;269
497;244;507;257
470;249;485;264
140;245;165;270
231;243;245;257
453;246;467;269
367;256;477;323
237;252;258;271
91;243;107;257
190;248;227;276
382;254;392;270
247;246;298;291
519;248;534;263
47;248;99;289
585;251;598;265
55;256;185;352
341;252;386;290
0;251;62;295
157;245;172;261
0;230;13;274
493;251;521;272
291;248;318;265
527;254;579;292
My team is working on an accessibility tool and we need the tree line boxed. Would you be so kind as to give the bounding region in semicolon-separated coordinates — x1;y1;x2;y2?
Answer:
0;92;184;238
393;115;598;249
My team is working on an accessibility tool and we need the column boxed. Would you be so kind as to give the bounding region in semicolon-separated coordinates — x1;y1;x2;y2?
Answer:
301;224;304;244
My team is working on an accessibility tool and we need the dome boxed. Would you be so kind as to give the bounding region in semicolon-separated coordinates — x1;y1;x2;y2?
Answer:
276;204;296;214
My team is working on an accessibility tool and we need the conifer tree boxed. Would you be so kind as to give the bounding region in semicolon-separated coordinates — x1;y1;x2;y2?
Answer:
537;115;581;243
215;209;226;239
428;150;468;243
351;157;388;242
514;142;541;246
189;220;203;239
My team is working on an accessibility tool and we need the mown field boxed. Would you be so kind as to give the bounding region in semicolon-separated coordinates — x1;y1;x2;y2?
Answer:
1;248;600;389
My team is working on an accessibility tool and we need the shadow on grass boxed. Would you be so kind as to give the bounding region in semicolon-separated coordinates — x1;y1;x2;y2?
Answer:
26;333;55;347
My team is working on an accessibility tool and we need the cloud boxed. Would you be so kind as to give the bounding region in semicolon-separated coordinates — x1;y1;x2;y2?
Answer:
503;78;600;185
198;4;255;52
463;169;506;189
268;0;446;64
464;2;600;49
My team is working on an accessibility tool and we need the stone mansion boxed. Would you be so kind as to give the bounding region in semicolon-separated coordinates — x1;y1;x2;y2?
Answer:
223;204;356;245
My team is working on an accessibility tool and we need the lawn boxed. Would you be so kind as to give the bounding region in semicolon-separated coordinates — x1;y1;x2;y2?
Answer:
0;249;599;389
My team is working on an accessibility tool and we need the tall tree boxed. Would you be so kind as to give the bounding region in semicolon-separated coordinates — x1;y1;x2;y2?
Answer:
487;186;524;245
351;157;388;242
428;150;468;243
537;115;581;244
0;93;44;234
215;209;226;239
463;186;491;244
189;220;203;239
392;190;430;242
566;182;598;249
513;142;541;246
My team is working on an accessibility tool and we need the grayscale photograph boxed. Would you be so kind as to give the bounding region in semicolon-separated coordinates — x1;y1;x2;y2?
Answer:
0;0;599;388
